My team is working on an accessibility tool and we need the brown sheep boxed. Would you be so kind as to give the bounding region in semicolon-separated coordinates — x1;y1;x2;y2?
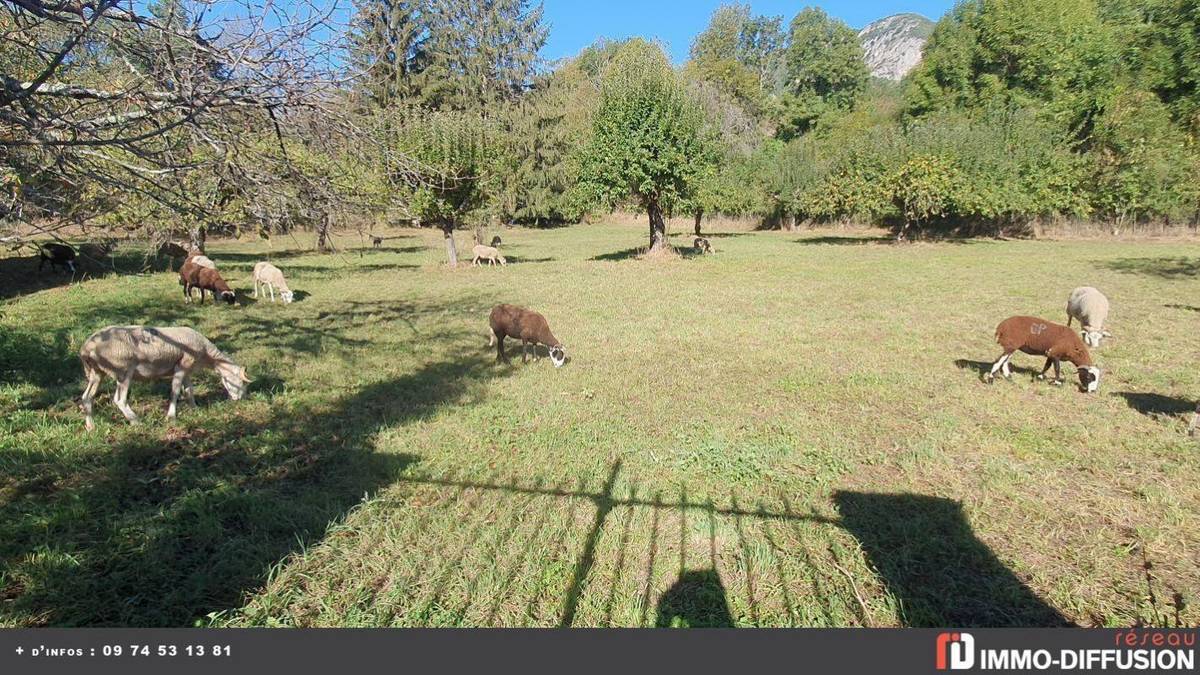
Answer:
179;260;235;304
987;315;1100;392
488;304;565;367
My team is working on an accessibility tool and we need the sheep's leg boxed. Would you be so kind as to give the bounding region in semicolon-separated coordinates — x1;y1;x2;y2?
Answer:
1001;357;1012;379
114;369;139;424
1037;357;1054;380
252;279;259;298
1189;403;1199;437
268;283;276;302
488;330;496;347
184;376;196;407
167;368;186;419
986;352;1012;382
1052;359;1063;385
522;340;530;363
81;370;103;432
495;335;507;363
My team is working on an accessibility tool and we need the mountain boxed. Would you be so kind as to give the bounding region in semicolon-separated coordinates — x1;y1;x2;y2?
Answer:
857;13;935;81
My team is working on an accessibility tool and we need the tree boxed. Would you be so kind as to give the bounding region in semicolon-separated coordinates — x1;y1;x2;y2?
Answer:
350;0;547;111
576;40;709;254
777;7;869;137
685;4;784;113
390;108;496;266
0;0;348;249
348;0;433;108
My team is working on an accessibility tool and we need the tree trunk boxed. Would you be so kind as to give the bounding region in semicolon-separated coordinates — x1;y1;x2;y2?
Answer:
474;225;484;246
316;213;331;253
693;209;703;237
443;222;458;267
189;224;206;253
648;201;667;253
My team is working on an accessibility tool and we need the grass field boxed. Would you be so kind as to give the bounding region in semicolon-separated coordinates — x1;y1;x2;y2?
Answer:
1;224;1198;628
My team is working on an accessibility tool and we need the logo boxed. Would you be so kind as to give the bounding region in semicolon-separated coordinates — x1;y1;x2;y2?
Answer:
937;632;976;671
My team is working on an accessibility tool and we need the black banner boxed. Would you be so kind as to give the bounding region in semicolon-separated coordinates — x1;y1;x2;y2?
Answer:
0;628;1195;675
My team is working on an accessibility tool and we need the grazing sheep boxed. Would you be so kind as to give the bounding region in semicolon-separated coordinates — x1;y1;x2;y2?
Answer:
694;237;713;254
179;259;236;304
1066;286;1111;348
372;236;383;249
488;304;566;367
38;242;76;273
472;244;507;266
986;315;1101;392
490;235;502;248
185;253;216;270
252;261;294;303
79;238;117;262
78;325;251;431
157;240;192;259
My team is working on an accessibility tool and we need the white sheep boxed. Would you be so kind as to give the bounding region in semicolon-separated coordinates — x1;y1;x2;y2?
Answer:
1066;286;1111;348
472;244;506;267
184;253;216;269
252;261;294;303
78;325;251;431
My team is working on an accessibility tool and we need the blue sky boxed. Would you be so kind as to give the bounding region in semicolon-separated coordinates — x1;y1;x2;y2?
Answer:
540;1;957;64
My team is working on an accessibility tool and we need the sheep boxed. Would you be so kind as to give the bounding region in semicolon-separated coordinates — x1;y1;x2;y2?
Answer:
186;253;216;270
38;242;76;273
1066;286;1111;348
986;315;1101;392
78;325;251;431
157;240;192;259
694;237;713;254
252;261;294;303
489;235;502;248
488;304;566;367
78;238;117;262
179;259;236;304
372;236;383;249
472;244;506;267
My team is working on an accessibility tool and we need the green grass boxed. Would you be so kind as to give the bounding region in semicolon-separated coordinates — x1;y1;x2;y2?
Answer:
1;224;1198;627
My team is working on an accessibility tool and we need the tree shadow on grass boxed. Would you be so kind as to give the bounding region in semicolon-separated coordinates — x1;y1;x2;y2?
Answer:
0;247;165;302
1100;257;1200;279
590;246;702;262
834;492;1073;627
794;235;892;246
1114;392;1195;421
0;295;505;626
1163;304;1200;313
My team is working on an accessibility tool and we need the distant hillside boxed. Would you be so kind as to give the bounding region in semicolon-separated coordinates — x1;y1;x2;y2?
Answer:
858;13;935;81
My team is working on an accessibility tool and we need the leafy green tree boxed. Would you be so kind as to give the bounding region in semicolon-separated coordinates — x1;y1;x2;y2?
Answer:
776;7;869;137
686;4;784;114
390;108;497;265
577;40;710;254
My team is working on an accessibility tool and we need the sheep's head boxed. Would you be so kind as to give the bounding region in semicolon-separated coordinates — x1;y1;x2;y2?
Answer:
498;255;507;266
216;363;252;400
220;290;236;305
281;289;295;304
1078;366;1101;393
548;345;566;368
1081;329;1111;348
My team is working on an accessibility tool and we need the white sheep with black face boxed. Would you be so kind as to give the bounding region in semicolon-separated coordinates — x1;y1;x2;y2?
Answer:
78;326;251;431
1066;286;1111;348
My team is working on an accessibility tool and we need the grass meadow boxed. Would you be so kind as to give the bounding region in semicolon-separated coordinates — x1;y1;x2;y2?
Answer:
1;223;1198;627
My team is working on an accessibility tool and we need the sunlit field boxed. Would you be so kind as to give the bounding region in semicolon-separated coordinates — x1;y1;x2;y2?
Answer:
1;224;1197;627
